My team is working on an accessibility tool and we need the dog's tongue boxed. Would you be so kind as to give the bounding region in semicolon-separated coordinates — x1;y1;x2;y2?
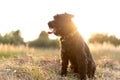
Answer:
48;29;55;34
48;31;53;34
48;29;54;34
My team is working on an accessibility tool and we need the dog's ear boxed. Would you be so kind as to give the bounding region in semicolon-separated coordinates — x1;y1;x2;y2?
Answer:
64;13;74;19
54;13;74;21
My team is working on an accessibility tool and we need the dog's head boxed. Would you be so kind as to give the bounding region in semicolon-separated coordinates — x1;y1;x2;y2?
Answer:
48;13;77;36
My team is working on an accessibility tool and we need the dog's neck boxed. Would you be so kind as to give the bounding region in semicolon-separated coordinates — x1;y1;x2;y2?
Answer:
60;30;78;42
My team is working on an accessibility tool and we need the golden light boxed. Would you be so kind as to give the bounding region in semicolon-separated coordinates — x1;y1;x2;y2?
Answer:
72;18;91;41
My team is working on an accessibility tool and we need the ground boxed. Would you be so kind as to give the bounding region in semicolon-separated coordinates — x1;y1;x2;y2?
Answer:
0;43;119;80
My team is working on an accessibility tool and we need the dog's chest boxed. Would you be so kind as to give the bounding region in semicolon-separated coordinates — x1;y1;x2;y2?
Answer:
61;39;77;54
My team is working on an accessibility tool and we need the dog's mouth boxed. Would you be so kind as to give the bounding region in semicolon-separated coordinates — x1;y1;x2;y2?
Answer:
47;28;56;34
48;31;53;34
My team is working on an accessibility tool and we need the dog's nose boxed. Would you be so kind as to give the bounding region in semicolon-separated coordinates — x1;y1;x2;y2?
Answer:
48;21;51;27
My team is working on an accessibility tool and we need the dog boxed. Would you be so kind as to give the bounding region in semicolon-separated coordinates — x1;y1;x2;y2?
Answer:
48;13;96;80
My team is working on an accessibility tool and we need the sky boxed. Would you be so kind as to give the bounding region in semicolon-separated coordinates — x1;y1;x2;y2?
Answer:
0;0;120;41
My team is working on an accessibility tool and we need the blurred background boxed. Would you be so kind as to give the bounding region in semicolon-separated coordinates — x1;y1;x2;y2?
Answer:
0;0;120;42
0;0;120;80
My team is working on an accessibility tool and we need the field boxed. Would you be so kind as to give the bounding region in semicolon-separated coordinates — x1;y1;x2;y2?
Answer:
0;43;119;80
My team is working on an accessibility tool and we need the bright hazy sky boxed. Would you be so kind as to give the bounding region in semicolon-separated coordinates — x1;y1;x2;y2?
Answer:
0;0;120;41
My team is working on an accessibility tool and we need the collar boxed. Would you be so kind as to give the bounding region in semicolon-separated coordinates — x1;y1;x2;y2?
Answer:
60;30;78;42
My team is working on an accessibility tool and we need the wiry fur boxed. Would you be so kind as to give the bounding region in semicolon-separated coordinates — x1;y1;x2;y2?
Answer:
48;13;96;80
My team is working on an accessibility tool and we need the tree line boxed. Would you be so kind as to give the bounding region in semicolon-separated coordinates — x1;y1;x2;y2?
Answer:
0;30;120;48
0;30;59;48
0;30;24;45
28;31;59;48
88;33;120;46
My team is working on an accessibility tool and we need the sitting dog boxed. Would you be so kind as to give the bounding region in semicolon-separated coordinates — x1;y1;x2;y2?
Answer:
48;13;96;80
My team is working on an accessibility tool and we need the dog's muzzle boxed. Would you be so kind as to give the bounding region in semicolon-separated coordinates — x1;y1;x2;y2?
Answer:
48;21;55;28
48;21;57;34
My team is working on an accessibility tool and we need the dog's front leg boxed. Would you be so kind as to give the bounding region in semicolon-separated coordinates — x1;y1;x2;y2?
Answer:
77;52;87;80
61;52;69;76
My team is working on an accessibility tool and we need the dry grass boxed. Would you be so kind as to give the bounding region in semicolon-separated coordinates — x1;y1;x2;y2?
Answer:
0;43;119;80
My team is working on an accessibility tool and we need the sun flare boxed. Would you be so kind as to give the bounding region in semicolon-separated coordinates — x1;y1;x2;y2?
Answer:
72;18;91;41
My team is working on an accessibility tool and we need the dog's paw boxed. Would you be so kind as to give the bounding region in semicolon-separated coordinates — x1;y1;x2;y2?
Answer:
60;71;67;77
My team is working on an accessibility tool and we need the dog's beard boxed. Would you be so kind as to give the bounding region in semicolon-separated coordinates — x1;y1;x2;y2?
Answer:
53;28;61;36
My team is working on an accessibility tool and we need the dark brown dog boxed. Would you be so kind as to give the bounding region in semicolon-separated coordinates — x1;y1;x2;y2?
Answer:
48;13;96;80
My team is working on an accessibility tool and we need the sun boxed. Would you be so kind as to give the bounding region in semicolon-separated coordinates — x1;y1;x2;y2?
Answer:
72;18;91;41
